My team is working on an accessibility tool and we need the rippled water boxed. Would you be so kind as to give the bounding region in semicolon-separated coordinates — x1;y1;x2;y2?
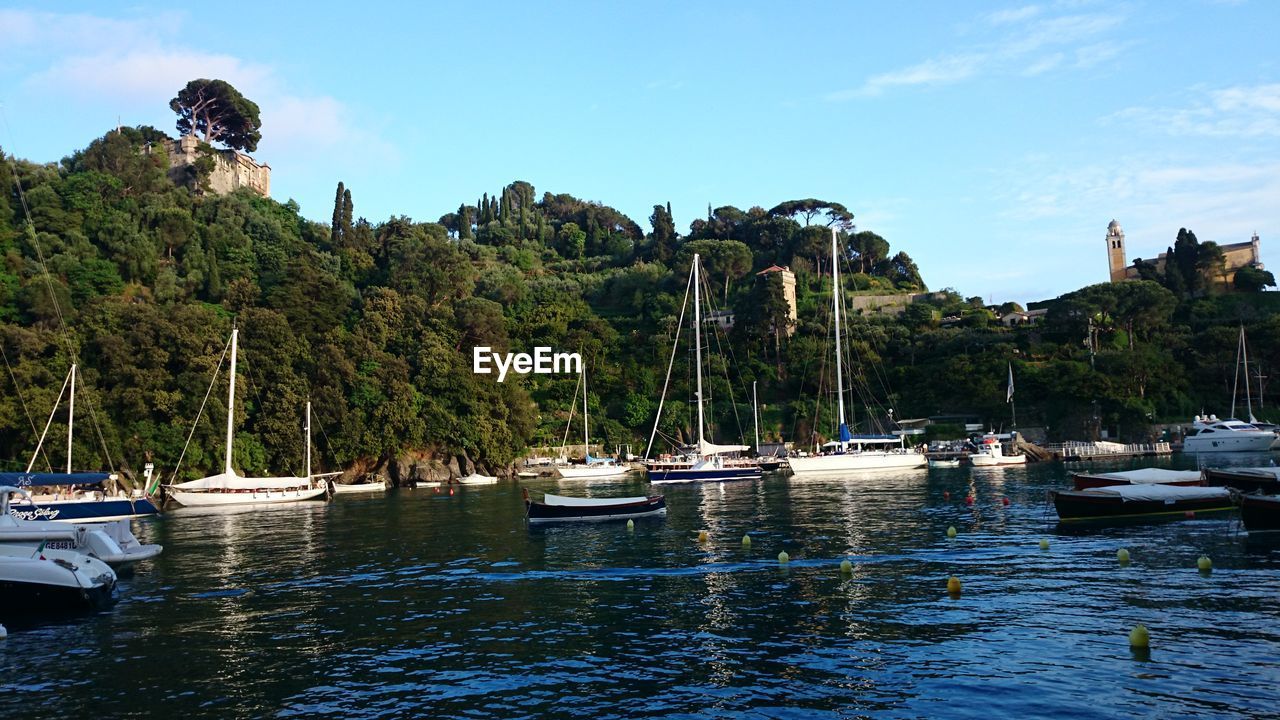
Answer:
2;456;1279;719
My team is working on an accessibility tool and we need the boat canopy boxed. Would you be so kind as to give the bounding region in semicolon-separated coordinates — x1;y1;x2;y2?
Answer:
172;471;311;491
1090;484;1229;502
699;439;749;456
0;471;111;487
584;453;613;465
1084;469;1202;484
542;493;651;507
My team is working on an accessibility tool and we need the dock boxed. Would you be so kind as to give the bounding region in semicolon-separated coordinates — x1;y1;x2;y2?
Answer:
1044;441;1173;462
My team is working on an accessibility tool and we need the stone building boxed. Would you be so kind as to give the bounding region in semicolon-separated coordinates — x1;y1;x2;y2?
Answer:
756;265;798;336
1105;219;1263;286
164;134;271;197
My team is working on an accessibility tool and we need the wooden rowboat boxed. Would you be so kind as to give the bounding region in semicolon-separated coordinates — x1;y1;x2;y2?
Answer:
1071;468;1202;491
523;489;666;524
1204;467;1280;494
1052;484;1234;523
1240;494;1280;533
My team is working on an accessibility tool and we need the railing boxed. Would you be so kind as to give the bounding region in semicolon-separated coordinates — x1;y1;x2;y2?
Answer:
1042;441;1172;458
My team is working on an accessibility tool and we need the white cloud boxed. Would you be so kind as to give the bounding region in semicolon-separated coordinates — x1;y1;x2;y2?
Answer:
986;5;1043;25
1113;83;1280;138
828;54;983;99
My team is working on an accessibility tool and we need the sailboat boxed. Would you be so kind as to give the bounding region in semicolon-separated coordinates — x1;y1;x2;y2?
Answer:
7;364;160;522
557;362;631;480
788;229;927;476
166;328;329;506
644;254;762;484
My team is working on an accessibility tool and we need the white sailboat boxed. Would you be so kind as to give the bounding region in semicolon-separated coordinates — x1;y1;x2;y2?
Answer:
557;362;631;480
166;328;328;507
788;229;926;476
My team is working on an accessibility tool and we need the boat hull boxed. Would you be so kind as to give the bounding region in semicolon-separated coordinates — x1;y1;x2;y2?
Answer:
556;464;633;480
0;578;115;614
970;455;1027;467
647;466;762;483
1203;469;1280;494
332;482;386;494
1240;494;1280;533
788;452;926;475
1182;433;1277;453
1052;490;1235;523
526;496;667;523
168;486;327;507
8;497;159;522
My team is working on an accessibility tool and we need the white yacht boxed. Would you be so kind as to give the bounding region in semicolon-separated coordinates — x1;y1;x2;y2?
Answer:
1182;415;1279;453
0;486;160;569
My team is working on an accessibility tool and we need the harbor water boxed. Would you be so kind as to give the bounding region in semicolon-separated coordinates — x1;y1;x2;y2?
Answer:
2;457;1279;718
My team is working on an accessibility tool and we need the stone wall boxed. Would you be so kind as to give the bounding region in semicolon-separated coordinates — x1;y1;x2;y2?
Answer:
166;134;270;197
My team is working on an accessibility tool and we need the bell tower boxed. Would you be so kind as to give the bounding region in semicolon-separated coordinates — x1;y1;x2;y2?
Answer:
1106;219;1127;282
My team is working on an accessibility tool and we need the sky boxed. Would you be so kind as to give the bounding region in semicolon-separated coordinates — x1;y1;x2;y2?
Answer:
0;1;1277;304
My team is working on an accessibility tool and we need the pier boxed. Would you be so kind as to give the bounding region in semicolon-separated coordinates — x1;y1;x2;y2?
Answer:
1044;440;1173;462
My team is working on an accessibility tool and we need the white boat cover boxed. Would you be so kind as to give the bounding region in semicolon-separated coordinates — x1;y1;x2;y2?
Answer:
1090;484;1230;502
172;471;311;490
699;440;749;455
1085;469;1203;484
542;493;650;507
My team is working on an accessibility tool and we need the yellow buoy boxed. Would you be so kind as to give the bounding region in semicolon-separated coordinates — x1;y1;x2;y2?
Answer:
946;526;957;539
1197;555;1212;572
697;530;708;543
1117;548;1131;565
946;575;962;595
1129;623;1150;648
840;559;853;575
742;534;752;548
778;550;790;564
626;519;634;531
1039;538;1050;550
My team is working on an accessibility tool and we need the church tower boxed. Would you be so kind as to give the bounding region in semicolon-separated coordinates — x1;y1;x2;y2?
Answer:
1106;219;1127;282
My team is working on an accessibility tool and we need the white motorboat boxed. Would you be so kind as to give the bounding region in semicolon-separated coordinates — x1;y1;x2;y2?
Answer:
969;433;1027;466
167;329;328;507
0;542;116;615
1182;415;1278;453
788;229;926;477
0;487;161;569
458;473;499;485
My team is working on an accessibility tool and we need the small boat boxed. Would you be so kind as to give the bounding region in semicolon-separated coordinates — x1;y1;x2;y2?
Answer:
928;458;961;469
555;363;633;480
969;433;1027;467
331;478;386;494
523;489;666;524
1052;484;1234;523
1182;415;1278;453
458;473;499;485
1203;467;1280;494
0;487;161;570
0;543;116;615
1240;494;1280;533
1071;468;1203;491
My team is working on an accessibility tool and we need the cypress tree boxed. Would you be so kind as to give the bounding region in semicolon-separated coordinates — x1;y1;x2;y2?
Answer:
331;181;345;245
342;189;354;240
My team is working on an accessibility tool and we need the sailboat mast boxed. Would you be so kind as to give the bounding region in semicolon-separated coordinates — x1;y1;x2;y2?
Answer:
305;400;312;479
1232;326;1242;419
225;327;238;475
831;229;847;438
694;254;706;453
66;363;76;474
753;380;760;451
582;362;590;459
1243;326;1255;421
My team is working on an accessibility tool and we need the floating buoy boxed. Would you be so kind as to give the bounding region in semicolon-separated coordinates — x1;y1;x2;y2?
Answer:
1002;497;1010;506
626;519;635;531
943;490;950;500
449;487;455;496
1129;623;1149;648
965;495;975;506
840;559;852;575
946;526;957;538
947;576;962;595
1039;538;1050;550
742;534;752;548
1184;511;1196;519
1197;555;1212;572
778;550;790;564
1117;548;1130;565
697;530;708;543
0;623;6;639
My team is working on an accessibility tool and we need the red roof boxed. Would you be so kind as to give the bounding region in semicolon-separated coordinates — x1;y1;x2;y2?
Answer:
756;265;790;276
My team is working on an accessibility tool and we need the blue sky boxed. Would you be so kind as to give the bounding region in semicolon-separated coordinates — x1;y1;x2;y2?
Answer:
1;1;1276;303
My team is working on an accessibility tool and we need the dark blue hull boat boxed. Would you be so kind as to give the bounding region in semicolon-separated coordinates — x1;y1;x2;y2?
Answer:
647;466;762;483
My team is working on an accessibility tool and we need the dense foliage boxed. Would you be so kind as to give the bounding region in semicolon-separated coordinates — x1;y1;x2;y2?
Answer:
0;125;1275;487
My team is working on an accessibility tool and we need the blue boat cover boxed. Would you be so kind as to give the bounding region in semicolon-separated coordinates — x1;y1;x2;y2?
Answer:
0;471;111;487
838;423;853;443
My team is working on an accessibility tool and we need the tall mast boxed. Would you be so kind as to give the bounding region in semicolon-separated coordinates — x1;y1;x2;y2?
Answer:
305;400;312;479
831;229;847;443
66;363;76;473
225;327;238;475
1243;326;1255;422
582;362;590;459
1232;325;1241;419
753;380;760;452
694;253;706;454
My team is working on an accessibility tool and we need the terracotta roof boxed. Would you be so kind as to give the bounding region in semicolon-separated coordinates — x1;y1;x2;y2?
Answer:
756;265;790;275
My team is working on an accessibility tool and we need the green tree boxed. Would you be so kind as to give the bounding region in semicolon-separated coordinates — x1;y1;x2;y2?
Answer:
169;79;263;152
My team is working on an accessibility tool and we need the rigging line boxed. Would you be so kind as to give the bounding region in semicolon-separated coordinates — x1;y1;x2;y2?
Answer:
700;267;748;445
560;364;583;453
644;262;694;460
0;337;54;472
168;332;232;484
2;109;116;473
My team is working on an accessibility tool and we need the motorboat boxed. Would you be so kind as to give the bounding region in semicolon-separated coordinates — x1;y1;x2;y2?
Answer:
167;329;328;507
458;473;499;485
523;489;666;524
0;487;161;569
4;471;159;522
1182;415;1278;453
968;433;1027;467
0;543;116;615
1239;494;1280;533
1203;467;1280;494
1051;484;1233;523
1071;468;1203;491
